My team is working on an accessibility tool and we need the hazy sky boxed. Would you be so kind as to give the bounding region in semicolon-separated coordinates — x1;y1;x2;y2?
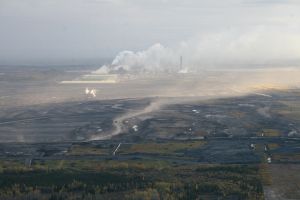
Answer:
0;0;300;65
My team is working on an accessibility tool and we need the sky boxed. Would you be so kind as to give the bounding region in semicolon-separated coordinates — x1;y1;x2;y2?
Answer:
0;0;300;66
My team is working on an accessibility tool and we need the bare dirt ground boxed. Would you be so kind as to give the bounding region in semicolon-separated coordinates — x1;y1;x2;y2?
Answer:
264;164;300;200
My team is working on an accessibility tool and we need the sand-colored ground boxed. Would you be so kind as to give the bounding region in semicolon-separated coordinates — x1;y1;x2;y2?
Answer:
264;164;300;200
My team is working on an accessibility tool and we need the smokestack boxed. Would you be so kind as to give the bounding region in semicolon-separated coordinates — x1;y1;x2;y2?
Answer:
180;56;183;71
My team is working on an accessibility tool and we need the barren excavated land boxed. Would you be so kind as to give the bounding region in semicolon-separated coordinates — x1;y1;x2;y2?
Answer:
0;66;300;199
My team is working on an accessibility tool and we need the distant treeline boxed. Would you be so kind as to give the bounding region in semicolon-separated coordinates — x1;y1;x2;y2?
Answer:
0;164;264;200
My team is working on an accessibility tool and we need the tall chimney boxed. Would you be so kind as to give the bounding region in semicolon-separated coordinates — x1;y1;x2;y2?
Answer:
180;56;183;71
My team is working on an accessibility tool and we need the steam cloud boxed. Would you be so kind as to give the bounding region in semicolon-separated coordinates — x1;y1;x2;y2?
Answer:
90;26;300;140
96;27;300;74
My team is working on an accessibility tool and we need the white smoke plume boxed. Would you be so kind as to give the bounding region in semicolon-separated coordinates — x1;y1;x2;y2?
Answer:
90;26;300;140
96;27;300;74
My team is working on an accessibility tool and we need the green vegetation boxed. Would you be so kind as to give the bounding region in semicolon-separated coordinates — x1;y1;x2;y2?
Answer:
67;145;109;156
0;159;264;199
259;164;272;186
261;129;281;137
120;141;206;155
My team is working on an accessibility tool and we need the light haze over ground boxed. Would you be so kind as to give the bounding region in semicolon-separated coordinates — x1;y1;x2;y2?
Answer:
1;0;300;68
